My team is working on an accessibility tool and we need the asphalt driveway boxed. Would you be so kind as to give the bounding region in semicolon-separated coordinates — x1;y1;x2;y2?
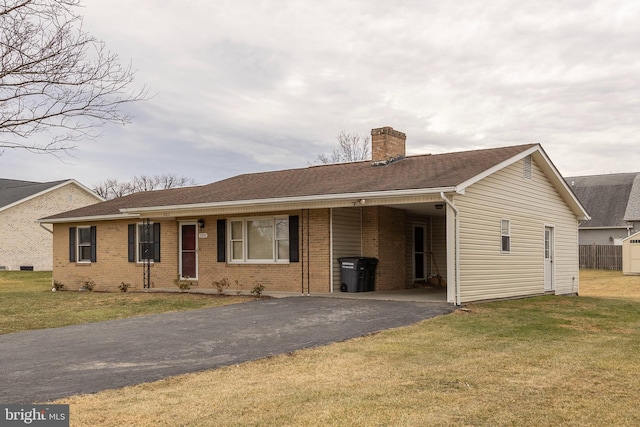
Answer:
0;297;454;403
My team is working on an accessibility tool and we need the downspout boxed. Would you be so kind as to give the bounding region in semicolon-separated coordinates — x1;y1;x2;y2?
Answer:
306;209;310;296
440;192;461;306
39;222;53;234
330;208;334;293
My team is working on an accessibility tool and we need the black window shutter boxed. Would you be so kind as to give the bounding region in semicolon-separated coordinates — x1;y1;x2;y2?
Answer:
90;226;97;262
128;224;136;262
289;215;299;262
153;223;161;262
69;227;76;262
217;219;226;262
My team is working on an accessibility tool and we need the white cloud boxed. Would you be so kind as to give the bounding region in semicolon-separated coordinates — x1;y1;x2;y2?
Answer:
2;0;639;187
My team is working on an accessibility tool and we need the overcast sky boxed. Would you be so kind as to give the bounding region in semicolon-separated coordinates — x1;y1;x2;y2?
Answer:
2;0;640;188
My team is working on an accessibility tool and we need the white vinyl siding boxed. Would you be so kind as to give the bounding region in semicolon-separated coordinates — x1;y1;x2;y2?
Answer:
455;156;580;302
331;208;362;291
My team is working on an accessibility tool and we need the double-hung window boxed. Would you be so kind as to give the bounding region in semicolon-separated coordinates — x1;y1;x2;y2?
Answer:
229;217;289;263
77;227;92;262
501;219;511;253
69;226;96;263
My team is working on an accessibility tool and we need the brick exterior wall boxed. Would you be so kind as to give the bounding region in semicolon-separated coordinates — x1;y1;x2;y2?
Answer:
0;183;101;271
52;209;333;293
362;206;407;291
52;205;427;293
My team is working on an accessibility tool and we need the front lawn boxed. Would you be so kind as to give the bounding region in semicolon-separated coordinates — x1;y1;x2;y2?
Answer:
55;270;640;426
0;271;251;334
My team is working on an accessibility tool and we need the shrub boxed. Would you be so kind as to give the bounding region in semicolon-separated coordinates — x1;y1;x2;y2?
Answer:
83;280;95;291
251;282;265;297
52;281;64;291
213;278;230;295
235;279;243;295
174;275;191;291
118;282;130;293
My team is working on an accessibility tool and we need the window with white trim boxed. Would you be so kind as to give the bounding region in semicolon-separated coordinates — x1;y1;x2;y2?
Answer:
229;217;289;263
77;226;93;262
501;219;511;252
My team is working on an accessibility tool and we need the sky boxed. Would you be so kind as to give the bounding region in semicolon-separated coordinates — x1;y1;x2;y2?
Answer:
2;0;640;188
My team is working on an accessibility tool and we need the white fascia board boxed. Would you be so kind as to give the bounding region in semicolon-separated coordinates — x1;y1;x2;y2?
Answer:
580;225;633;230
119;187;457;215
621;230;640;242
65;179;106;202
455;145;541;192
0;180;103;213
38;213;140;224
532;147;590;221
455;144;590;221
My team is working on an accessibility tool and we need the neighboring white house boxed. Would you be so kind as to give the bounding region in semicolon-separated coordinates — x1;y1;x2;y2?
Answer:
0;179;103;271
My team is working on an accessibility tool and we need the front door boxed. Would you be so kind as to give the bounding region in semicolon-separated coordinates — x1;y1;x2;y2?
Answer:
180;223;198;279
544;226;554;291
413;224;426;282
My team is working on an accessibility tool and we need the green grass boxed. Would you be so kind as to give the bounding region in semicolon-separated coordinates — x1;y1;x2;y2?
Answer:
55;270;640;426
0;271;251;334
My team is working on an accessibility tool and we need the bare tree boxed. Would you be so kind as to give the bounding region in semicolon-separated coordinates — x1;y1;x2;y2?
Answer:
93;173;197;199
0;0;148;155
316;131;370;164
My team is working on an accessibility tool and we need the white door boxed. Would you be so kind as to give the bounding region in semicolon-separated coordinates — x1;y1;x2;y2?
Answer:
544;227;554;291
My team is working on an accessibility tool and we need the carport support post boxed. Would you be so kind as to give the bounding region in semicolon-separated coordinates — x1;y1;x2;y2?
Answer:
441;192;460;305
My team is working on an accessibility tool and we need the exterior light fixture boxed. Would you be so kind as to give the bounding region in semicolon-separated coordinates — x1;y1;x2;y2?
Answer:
198;219;205;229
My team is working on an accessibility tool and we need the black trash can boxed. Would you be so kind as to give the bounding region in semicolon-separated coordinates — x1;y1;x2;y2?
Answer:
338;257;378;292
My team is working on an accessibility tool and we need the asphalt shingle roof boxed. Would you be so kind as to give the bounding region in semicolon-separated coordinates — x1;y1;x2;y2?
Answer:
43;144;538;221
566;172;640;227
0;178;69;209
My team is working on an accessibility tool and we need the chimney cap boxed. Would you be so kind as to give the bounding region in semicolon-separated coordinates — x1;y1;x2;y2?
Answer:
371;126;406;139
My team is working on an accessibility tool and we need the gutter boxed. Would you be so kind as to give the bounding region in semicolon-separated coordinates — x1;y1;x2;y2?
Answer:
119;187;457;215
37;213;141;224
440;192;461;306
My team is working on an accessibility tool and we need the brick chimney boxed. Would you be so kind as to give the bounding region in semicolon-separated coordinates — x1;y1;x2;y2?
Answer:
371;126;406;163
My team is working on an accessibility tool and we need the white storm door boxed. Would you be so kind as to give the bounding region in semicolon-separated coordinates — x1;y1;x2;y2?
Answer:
544;226;554;291
180;223;198;280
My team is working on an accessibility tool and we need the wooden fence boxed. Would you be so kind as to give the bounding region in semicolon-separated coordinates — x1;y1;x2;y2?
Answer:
579;245;622;271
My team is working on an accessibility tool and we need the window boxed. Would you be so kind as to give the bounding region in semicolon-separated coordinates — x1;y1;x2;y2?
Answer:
229;217;289;263
128;223;160;263
137;223;154;262
69;226;96;263
501;219;511;252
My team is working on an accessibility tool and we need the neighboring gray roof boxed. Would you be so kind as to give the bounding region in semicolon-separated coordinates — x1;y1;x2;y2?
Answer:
566;172;640;228
624;174;640;221
0;178;69;209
